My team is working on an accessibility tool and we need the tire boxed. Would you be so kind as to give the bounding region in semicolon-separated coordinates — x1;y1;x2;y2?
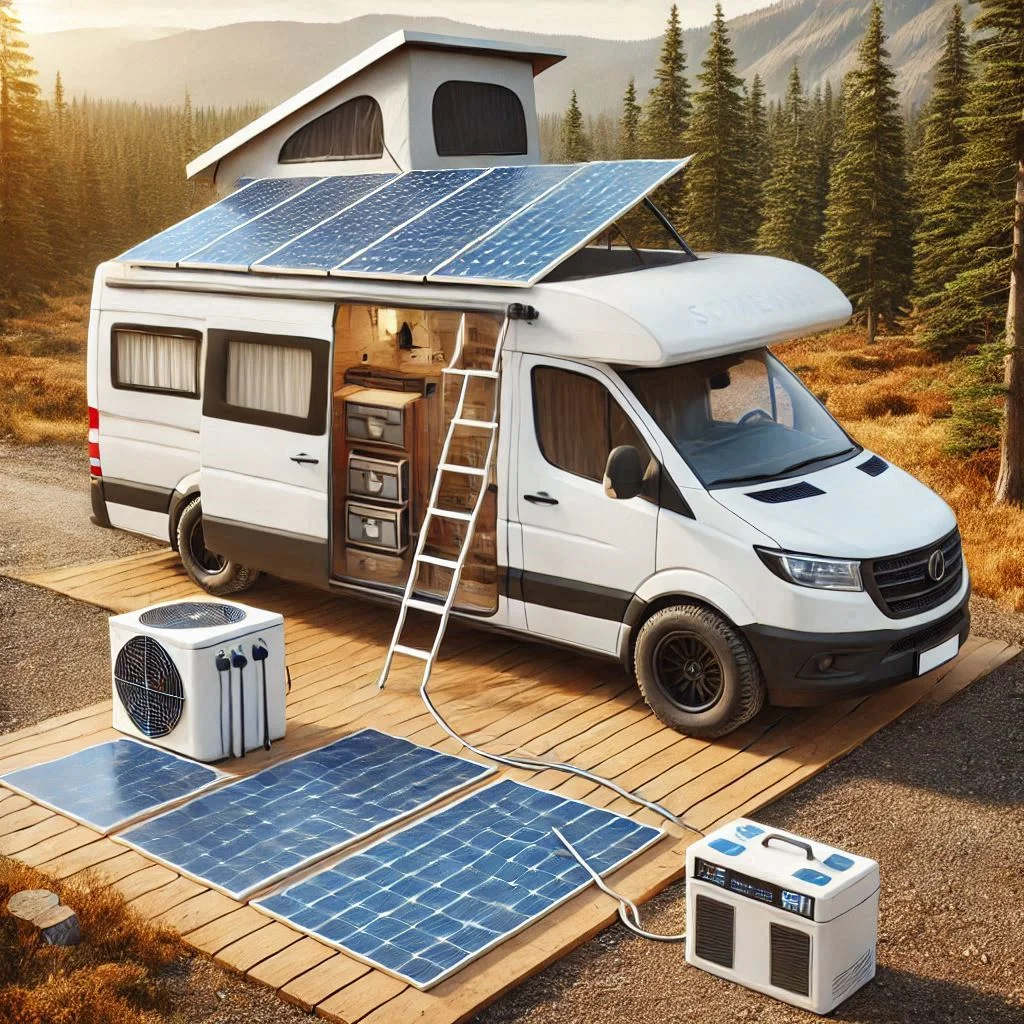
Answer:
176;495;261;596
633;603;765;738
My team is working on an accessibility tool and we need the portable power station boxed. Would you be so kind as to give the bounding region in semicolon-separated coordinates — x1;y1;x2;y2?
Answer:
686;818;879;1014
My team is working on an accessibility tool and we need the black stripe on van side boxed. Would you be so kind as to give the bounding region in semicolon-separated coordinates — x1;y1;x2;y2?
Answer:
502;568;633;622
102;478;174;514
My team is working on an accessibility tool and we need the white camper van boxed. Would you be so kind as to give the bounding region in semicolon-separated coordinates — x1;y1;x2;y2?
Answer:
86;35;968;739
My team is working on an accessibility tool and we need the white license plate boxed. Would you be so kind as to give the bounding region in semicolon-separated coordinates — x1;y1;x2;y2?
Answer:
917;634;959;675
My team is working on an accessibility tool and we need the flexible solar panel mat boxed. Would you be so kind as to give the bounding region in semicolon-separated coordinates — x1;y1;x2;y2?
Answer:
180;173;395;270
0;739;228;834
336;164;580;281
117;177;319;266
254;779;663;989
117;729;495;901
253;168;487;274
430;157;690;285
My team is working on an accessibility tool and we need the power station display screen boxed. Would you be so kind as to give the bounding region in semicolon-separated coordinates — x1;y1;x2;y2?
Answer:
693;858;815;919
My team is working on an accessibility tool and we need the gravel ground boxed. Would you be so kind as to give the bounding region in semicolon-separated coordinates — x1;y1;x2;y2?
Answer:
1;443;1022;1022
0;441;160;575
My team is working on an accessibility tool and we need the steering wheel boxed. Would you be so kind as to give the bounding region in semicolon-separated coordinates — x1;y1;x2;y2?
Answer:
739;408;773;426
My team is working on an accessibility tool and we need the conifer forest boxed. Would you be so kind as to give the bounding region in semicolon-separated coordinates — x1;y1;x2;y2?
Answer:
0;0;1022;501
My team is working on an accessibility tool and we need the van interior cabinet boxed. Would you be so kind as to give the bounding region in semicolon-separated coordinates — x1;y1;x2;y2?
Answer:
330;303;500;613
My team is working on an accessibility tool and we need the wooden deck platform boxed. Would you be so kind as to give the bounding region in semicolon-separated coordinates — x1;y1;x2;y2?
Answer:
2;550;1016;1024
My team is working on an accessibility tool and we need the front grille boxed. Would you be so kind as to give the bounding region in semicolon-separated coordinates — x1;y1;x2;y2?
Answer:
888;608;964;655
865;528;964;619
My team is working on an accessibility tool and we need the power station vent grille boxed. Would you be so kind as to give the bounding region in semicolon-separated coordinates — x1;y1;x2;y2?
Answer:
832;948;873;1002
770;922;811;996
695;895;735;968
138;602;246;630
114;636;185;739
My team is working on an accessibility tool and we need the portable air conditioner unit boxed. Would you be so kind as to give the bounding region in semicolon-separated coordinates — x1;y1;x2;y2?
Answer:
109;599;286;762
686;818;879;1014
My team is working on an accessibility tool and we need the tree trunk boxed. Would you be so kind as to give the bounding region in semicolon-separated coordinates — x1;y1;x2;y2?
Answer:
995;151;1024;505
866;305;876;345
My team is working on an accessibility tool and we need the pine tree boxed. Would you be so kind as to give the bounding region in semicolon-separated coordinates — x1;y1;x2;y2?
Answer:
641;3;690;158
0;0;51;300
679;3;748;251
560;90;590;162
819;3;912;343
742;73;769;243
911;3;972;334
756;65;819;266
619;77;642;160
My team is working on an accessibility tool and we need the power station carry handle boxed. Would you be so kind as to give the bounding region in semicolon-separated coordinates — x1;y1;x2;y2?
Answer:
761;834;814;860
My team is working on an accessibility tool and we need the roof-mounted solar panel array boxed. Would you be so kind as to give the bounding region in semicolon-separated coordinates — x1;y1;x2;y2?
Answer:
117;158;691;287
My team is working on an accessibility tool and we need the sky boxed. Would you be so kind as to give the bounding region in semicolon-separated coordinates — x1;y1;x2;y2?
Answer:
16;0;772;39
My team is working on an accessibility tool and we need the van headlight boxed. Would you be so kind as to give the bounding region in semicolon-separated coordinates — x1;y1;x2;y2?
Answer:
756;548;863;592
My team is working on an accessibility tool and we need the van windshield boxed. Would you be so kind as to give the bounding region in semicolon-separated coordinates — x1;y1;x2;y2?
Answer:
619;349;858;489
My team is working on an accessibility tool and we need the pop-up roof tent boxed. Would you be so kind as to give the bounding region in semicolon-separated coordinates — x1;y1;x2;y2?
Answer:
187;31;566;191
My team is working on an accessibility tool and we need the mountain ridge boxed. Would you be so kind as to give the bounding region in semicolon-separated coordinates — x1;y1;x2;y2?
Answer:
26;0;964;114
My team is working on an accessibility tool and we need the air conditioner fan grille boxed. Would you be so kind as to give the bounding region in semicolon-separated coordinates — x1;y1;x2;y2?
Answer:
138;601;245;629
114;635;185;739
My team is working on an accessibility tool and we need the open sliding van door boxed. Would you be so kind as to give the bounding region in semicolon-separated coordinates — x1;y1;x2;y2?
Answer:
199;305;334;588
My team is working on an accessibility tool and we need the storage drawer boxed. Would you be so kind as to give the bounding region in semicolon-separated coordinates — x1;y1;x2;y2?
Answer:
346;501;409;554
349;453;408;505
344;389;420;450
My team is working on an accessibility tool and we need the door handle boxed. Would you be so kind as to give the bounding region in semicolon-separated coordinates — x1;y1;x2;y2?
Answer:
523;492;558;506
290;454;319;465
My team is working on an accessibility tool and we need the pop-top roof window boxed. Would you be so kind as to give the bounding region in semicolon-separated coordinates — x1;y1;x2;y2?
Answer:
432;81;527;157
279;95;384;163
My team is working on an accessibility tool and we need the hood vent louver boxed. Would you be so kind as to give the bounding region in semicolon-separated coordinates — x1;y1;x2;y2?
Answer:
857;455;889;477
746;481;825;504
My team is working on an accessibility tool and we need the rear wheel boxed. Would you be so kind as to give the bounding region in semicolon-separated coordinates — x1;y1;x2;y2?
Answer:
176;495;261;596
633;603;764;738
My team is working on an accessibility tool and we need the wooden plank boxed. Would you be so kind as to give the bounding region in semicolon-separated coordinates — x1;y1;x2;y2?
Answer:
0;804;53;834
66;850;152;890
155;889;240;934
18;824;103;868
281;955;371;1012
0;815;75;856
110;864;178;902
186;907;270;955
248;936;337;991
37;837;125;880
927;641;1019;705
129;876;205;919
216;922;301;973
317;971;407;1024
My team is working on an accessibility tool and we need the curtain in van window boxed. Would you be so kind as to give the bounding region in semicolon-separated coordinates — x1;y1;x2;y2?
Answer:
115;330;197;394
226;341;312;418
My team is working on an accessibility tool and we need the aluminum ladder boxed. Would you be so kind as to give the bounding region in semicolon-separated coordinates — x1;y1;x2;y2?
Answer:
377;304;532;690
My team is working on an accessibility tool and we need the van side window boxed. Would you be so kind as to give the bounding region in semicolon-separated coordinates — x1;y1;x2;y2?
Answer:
432;81;528;157
111;327;200;397
532;366;656;500
279;96;384;163
204;329;329;435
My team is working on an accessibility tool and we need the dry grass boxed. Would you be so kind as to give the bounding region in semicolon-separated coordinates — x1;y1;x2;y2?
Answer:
0;857;183;1024
0;295;89;444
777;329;1024;610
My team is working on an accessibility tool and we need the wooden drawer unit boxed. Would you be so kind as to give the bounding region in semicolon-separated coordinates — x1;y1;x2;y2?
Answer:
344;389;421;450
348;453;408;505
346;501;410;555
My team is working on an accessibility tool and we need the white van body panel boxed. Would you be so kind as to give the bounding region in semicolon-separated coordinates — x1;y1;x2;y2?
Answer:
106;505;171;540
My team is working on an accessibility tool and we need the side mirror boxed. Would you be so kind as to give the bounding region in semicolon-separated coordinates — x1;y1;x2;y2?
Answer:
604;445;644;500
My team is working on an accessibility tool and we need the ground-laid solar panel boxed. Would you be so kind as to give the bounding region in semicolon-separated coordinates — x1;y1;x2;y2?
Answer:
0;739;228;834
117;729;494;901
254;779;663;989
336;164;581;281
253;168;487;274
117;177;320;266
179;173;395;270
430;158;690;286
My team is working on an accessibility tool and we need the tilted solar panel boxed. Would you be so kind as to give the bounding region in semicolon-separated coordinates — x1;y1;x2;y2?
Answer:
179;174;395;270
429;158;690;285
335;164;581;281
117;177;320;266
253;168;487;275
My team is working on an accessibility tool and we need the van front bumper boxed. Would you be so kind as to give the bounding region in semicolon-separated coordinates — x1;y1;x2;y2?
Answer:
743;589;971;707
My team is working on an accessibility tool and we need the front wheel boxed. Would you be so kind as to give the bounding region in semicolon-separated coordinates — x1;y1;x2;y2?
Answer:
633;603;765;738
176;495;261;596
